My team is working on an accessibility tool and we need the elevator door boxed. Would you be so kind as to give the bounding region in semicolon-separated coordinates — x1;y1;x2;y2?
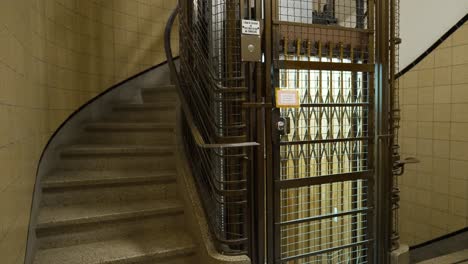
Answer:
268;1;376;263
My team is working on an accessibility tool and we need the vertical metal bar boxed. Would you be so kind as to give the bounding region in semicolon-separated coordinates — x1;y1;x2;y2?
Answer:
366;0;376;262
389;0;400;251
252;1;265;262
264;0;275;263
375;0;392;263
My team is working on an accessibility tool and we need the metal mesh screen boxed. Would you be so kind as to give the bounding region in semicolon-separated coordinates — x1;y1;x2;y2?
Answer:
280;180;369;222
278;0;367;29
282;246;369;264
178;0;250;254
180;0;247;139
390;0;402;251
273;0;375;262
280;213;368;259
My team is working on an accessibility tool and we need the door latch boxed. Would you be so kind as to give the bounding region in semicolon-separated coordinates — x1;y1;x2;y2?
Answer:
393;157;420;176
277;117;290;136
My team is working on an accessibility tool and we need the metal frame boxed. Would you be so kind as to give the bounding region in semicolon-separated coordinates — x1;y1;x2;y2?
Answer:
263;0;394;263
166;0;398;262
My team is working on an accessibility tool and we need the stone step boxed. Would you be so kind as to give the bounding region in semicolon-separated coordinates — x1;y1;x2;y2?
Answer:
57;145;176;170
139;256;197;264
84;122;175;132
141;86;178;103
34;230;195;264
42;170;176;189
108;103;176;122
60;145;174;157
81;122;175;145
36;200;185;249
41;181;177;207
37;199;183;230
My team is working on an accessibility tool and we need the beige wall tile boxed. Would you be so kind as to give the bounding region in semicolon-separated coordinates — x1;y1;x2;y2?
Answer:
452;25;468;46
433;103;451;122
430;209;450;228
451;83;468;103
450;141;468;161
449;196;468;217
435;47;452;67
451;103;468;122
404;71;419;88
418;69;434;87
433;122;451;140
417;139;433;156
434;66;452;86
451;160;468;180
451;122;468;142
432;173;450;194
434;85;451;104
402;104;418;121
433;140;450;158
0;1;177;262
449;178;468;199
402;88;418;105
399;24;468;246
431;193;450;212
418;87;434;104
452;64;468;84
453;45;468;65
417;122;433;139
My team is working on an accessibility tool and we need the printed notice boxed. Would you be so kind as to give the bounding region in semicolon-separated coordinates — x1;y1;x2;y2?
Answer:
242;20;261;35
276;89;300;108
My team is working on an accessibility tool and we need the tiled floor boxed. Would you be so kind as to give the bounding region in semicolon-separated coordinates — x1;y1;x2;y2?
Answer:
411;230;468;263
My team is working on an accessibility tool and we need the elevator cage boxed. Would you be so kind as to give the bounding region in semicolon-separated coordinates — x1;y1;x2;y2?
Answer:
169;0;401;263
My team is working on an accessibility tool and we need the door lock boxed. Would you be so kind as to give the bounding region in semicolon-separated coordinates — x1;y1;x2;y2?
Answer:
277;117;290;136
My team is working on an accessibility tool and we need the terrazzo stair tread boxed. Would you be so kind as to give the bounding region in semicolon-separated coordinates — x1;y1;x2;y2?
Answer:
141;86;177;94
81;132;175;146
37;199;184;230
142;88;178;102
142;85;176;92
34;230;196;264
113;103;176;111
42;170;176;189
41;180;177;206
84;122;176;132
60;145;174;157
37;207;184;249
107;104;176;122
139;256;197;264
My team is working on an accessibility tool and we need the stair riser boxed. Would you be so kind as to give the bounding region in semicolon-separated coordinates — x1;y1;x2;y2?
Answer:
81;131;175;145
42;182;177;206
108;110;176;122
137;256;197;264
57;155;176;170
37;213;185;250
142;94;178;103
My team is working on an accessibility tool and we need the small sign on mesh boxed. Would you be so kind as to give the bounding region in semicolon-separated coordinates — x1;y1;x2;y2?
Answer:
275;88;300;108
242;20;261;35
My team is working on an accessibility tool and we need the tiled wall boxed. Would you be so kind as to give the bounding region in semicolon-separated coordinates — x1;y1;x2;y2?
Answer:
399;21;468;246
0;0;177;262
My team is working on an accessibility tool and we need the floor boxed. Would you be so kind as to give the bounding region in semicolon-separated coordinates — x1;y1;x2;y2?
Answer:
411;230;468;263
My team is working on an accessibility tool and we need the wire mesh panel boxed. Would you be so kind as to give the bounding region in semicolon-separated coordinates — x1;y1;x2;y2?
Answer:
178;0;250;255
390;0;402;251
271;0;375;263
